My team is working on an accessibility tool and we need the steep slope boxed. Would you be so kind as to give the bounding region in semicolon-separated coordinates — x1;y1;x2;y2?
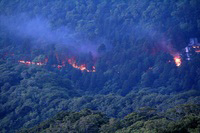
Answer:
0;0;200;132
20;104;200;133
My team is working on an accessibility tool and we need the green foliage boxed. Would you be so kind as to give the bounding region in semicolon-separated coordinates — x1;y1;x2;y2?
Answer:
0;0;200;132
0;62;79;133
19;104;200;133
20;109;109;133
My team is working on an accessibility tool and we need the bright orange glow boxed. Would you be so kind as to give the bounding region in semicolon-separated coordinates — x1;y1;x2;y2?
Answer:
18;57;96;72
67;58;96;72
174;56;181;67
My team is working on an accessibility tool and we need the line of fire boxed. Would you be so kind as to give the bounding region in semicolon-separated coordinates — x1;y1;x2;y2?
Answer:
18;57;96;72
1;38;200;70
3;44;96;72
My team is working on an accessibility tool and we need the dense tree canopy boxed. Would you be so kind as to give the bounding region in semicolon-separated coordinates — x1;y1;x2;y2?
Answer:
20;104;200;133
0;0;200;132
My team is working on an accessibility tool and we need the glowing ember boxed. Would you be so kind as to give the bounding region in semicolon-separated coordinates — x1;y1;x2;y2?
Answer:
18;57;96;72
195;50;200;53
174;56;181;67
67;58;96;72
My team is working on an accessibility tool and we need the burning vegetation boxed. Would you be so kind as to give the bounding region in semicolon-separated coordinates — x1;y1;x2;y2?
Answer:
18;56;96;72
67;58;96;72
173;55;181;67
15;43;97;72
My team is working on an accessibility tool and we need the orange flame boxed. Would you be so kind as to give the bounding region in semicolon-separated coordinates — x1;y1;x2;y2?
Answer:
174;55;181;67
18;57;96;72
67;58;96;72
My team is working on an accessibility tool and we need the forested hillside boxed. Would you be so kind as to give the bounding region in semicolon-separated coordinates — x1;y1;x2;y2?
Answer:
20;104;200;133
0;0;200;132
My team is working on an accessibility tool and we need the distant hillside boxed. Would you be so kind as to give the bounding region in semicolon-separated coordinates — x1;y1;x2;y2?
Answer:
0;0;200;133
19;104;200;133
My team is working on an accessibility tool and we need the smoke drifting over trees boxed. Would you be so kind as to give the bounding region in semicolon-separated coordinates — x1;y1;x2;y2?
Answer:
0;14;101;56
0;0;200;133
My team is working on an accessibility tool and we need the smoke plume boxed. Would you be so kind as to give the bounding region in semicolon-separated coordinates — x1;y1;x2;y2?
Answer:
0;14;101;56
